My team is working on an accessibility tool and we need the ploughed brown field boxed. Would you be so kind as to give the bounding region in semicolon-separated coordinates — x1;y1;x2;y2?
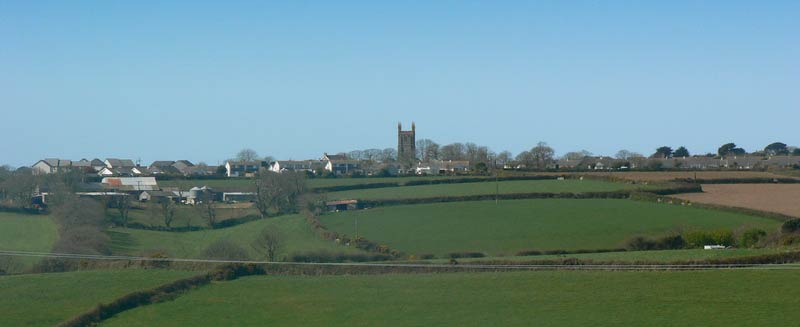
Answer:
675;184;800;218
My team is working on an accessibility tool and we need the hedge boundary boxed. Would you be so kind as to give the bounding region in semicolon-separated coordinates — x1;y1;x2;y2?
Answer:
355;183;701;208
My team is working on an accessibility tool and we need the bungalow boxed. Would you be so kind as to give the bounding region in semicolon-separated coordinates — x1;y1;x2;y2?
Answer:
138;190;176;202
325;159;363;175
270;160;322;173
31;158;72;174
225;161;262;177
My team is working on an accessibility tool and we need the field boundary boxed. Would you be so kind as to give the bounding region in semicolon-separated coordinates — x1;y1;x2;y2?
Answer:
355;183;701;208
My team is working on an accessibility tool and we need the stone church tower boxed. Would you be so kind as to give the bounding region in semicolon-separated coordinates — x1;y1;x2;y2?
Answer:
397;122;416;163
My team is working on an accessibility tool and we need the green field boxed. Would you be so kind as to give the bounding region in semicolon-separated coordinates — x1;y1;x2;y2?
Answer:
0;269;196;327
0;212;58;272
327;179;643;200
110;214;364;260
100;270;800;327
322;199;780;256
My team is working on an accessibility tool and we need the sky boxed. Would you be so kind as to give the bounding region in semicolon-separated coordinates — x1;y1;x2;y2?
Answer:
1;1;798;167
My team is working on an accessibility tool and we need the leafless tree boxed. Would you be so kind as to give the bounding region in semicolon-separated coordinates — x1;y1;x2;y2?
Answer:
530;142;555;169
236;148;260;162
2;170;37;209
196;190;217;228
252;227;283;261
254;170;306;217
109;195;132;227
157;198;176;228
563;150;592;161
416;139;440;162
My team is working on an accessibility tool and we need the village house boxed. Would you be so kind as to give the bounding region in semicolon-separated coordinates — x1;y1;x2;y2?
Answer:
31;158;73;174
225;160;262;177
270;160;323;173
104;158;136;169
765;155;800;168
415;160;470;175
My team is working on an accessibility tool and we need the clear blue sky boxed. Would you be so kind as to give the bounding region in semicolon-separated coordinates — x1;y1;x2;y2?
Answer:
1;1;798;167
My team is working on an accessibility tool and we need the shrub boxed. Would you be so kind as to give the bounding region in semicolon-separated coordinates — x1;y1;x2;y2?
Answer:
625;234;685;251
448;252;485;259
516;250;543;256
200;239;251;261
419;254;436;260
289;251;392;263
684;229;734;248
739;229;767;248
782;219;800;234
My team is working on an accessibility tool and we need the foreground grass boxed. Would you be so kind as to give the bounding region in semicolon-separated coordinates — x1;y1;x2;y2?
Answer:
110;214;364;260
0;212;58;272
322;199;779;256
0;269;195;327
327;179;643;200
101;270;800;327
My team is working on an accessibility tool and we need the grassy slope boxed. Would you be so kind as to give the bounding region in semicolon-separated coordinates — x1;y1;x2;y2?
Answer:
322;199;779;256
0;212;58;272
101;270;800;327
110;214;363;260
0;269;195;327
327;179;643;200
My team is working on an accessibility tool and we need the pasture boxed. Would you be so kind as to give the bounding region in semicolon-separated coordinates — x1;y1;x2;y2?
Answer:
100;270;800;327
675;184;800;218
585;171;796;182
0;212;58;272
110;214;363;260
158;176;472;192
0;269;195;327
326;179;642;200
321;199;779;256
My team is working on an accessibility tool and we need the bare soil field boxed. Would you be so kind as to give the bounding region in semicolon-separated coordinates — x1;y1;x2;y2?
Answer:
675;184;800;218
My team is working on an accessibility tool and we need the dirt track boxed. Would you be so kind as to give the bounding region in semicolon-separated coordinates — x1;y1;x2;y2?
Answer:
675;184;800;218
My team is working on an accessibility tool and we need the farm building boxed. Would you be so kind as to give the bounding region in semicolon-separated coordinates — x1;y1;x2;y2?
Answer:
326;199;360;211
101;177;159;191
415;160;470;175
270;160;323;173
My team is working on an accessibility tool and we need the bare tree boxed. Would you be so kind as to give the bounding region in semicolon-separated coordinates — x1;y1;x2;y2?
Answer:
236;148;260;162
2;170;37;209
530;142;555;169
196;190;217;228
416;139;439;162
156;198;176;228
563;150;592;160
254;170;306;218
251;227;283;261
440;143;466;161
108;195;132;227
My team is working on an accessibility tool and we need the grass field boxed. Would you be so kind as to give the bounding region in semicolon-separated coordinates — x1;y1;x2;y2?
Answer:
424;247;796;263
0;269;196;327
0;212;58;272
100;270;800;327
110;214;364;260
327;179;643;200
589;171;797;182
322;199;780;256
675;184;800;218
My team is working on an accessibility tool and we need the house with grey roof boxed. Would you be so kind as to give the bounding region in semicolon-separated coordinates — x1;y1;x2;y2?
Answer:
105;158;136;169
31;159;73;174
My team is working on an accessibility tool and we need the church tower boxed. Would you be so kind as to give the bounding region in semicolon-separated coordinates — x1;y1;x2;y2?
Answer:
397;122;416;164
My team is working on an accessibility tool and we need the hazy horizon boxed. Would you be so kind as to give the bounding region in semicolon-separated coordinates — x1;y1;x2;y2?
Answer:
2;1;798;167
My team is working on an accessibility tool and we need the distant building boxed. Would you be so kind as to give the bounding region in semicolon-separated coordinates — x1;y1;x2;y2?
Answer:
104;158;136;169
101;177;159;191
398;122;416;163
270;160;322;173
225;161;262;177
31;159;72;174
